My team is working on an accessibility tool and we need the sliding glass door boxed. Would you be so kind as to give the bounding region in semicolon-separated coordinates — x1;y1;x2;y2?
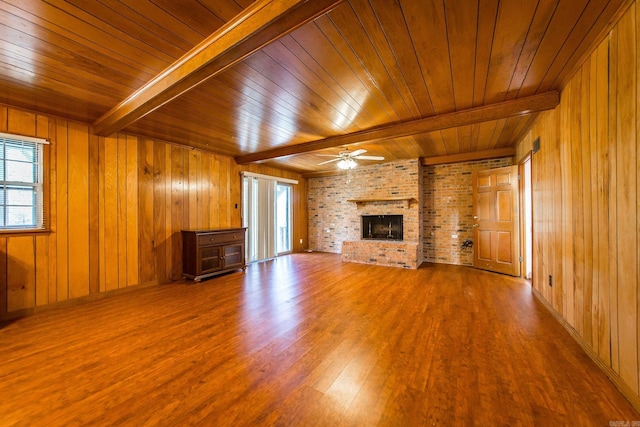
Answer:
242;176;293;263
276;184;292;254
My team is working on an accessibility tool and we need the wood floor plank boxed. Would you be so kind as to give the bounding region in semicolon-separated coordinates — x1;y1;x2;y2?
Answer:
0;253;637;425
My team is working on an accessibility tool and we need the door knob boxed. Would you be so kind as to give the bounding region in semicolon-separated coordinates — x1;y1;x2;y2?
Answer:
472;224;479;228
473;216;479;219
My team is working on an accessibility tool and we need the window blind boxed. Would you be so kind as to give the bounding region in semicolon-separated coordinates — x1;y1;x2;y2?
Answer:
0;133;48;230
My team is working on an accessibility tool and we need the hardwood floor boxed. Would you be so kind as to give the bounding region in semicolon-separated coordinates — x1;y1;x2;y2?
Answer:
0;253;638;426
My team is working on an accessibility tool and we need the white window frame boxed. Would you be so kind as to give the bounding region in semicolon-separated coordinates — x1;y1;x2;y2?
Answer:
0;132;48;231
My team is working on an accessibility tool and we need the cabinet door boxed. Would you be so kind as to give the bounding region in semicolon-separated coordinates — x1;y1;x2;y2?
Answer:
200;246;222;273
223;243;244;269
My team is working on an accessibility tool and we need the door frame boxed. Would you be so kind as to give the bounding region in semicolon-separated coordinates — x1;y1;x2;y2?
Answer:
518;151;534;280
517;150;536;283
276;182;293;255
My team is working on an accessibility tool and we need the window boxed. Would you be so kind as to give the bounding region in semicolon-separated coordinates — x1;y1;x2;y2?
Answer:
0;133;48;230
242;172;297;263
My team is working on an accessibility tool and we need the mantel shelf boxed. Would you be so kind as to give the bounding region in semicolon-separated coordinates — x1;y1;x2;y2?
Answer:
347;197;417;209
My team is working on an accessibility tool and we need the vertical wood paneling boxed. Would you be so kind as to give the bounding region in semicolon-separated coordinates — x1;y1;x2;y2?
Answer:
230;160;242;228
88;133;100;295
516;2;640;402
34;236;48;306
534;122;547;302
47;118;58;304
615;6;638;392
570;74;585;336
103;136;119;291
153;141;167;283
219;157;230;228
183;151;190;233
6;237;35;312
560;81;574;326
56;122;69;302
164;143;172;280
67;122;90;299
126;135;139;287
0;104;306;320
170;146;185;280
580;64;594;344
194;151;206;228
117;135;128;289
0;106;6;129
210;155;221;229
7;109;36;135
609;25;621;375
551;109;563;312
195;150;205;228
587;53;599;351
595;39;611;365
98;136;106;292
138;138;155;285
201;152;211;228
188;149;198;227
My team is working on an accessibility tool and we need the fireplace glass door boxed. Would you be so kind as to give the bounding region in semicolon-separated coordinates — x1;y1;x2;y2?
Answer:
362;215;403;241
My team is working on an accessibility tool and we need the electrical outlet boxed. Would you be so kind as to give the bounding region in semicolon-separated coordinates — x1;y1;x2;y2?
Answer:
299;239;303;244
549;275;553;287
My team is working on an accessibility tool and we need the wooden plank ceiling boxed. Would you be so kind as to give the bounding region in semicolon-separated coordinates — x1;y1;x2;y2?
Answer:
0;0;631;173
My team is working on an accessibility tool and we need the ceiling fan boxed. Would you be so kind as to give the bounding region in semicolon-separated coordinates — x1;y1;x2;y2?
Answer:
317;149;384;169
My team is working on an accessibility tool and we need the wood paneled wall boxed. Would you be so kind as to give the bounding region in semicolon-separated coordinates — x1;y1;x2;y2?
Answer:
515;0;640;406
0;105;307;318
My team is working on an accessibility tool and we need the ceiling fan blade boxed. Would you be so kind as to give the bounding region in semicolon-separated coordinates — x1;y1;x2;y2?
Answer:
354;155;385;160
350;149;367;157
316;154;338;157
318;158;340;165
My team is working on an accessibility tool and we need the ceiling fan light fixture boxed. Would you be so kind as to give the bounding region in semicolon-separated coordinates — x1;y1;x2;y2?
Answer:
337;158;357;170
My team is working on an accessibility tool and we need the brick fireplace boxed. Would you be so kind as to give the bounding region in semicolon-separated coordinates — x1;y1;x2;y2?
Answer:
308;159;423;269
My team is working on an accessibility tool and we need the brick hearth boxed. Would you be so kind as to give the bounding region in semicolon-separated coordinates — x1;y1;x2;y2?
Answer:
342;240;420;269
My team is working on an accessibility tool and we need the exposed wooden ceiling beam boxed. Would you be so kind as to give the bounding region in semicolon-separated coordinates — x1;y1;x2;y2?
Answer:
235;91;559;164
93;0;346;136
421;147;516;166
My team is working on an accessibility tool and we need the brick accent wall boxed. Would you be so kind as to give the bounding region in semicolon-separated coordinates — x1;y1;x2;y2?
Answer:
308;159;423;268
422;157;512;266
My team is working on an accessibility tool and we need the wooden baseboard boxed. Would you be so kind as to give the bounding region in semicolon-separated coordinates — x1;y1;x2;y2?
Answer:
531;287;640;413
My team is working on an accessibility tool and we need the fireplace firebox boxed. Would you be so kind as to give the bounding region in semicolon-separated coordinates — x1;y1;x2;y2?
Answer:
362;215;403;241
